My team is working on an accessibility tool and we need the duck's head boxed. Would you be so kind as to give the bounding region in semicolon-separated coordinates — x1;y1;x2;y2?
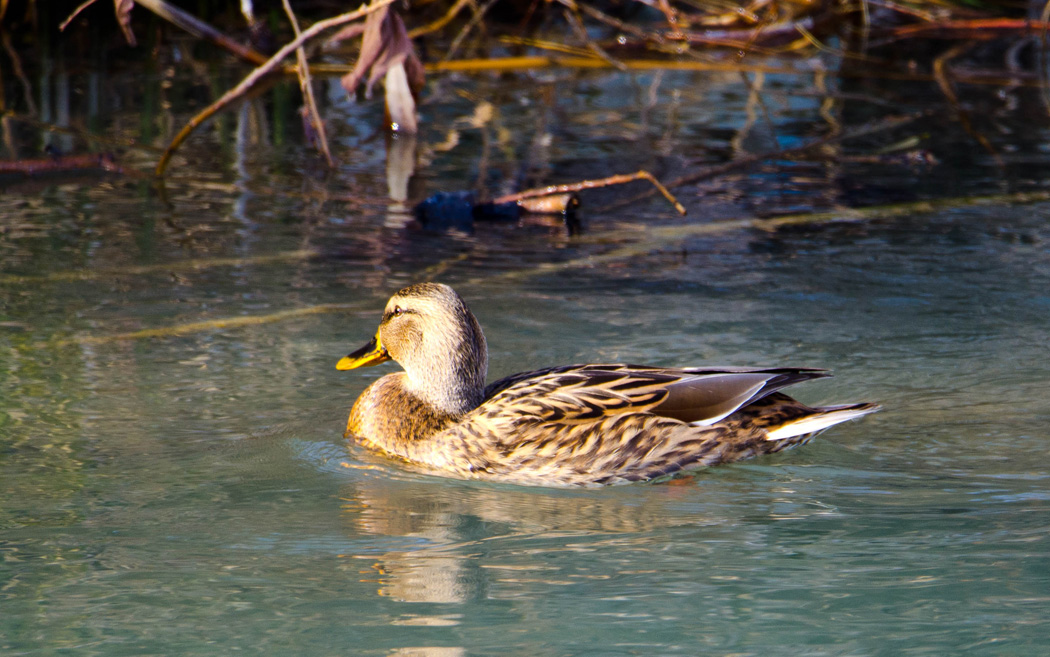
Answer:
337;283;488;416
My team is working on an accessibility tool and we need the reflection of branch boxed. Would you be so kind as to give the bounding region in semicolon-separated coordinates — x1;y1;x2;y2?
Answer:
574;1;655;42
0;112;159;153
442;0;500;63
560;2;625;71
1;31;37;115
601;111;927;213
155;0;398;177
933;42;1000;162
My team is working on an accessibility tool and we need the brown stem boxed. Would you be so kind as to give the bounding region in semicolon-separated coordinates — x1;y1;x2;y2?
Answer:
281;0;335;167
133;0;269;64
408;0;473;38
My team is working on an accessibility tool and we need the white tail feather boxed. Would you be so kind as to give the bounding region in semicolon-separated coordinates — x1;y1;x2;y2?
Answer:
765;406;878;441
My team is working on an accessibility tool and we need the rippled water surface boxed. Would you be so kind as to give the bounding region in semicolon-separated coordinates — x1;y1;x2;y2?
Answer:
2;45;1050;656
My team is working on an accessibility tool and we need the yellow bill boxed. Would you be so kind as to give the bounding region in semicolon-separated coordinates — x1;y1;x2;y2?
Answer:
336;334;390;370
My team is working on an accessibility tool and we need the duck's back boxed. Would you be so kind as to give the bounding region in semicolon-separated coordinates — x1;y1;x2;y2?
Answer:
423;365;879;486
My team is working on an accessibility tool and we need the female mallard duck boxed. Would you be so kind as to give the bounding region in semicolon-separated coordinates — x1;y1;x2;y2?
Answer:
337;283;879;487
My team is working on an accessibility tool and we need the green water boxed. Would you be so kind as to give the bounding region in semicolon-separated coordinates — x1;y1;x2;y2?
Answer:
3;47;1050;656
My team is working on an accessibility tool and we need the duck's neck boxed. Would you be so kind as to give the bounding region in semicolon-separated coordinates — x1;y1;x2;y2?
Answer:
406;362;486;418
405;313;488;417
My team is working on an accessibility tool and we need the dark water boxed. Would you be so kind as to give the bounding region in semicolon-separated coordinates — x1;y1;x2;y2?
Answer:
2;40;1050;655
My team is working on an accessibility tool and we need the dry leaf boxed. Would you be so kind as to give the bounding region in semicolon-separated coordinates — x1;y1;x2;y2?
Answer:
114;0;137;46
340;6;424;103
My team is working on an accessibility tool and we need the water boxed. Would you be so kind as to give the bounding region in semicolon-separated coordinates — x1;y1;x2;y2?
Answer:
3;43;1050;656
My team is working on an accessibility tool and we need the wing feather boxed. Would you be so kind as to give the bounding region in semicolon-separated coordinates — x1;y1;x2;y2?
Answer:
481;364;829;427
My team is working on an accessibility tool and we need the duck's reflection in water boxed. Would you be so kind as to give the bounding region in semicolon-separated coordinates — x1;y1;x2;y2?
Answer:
333;453;834;656
388;649;466;657
338;464;710;604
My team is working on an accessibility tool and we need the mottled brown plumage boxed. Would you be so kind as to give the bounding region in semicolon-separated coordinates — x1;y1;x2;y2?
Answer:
337;283;879;487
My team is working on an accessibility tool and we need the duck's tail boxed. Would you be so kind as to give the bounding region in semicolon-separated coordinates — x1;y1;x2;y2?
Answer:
764;402;881;441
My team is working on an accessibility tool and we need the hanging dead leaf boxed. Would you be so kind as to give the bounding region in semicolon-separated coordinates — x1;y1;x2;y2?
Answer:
341;6;422;97
114;0;137;46
339;6;424;132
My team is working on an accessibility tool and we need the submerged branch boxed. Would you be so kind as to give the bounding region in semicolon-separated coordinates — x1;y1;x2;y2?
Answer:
932;42;1001;162
60;304;354;346
479;190;1050;285
0;250;317;286
53;187;1050;345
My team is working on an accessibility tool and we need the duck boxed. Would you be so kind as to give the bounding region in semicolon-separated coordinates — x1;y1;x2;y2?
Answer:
337;282;879;487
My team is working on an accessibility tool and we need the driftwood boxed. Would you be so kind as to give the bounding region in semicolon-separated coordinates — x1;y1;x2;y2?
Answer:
494;171;687;216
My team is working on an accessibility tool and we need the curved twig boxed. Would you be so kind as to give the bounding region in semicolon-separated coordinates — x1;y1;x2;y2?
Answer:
281;0;334;167
494;171;687;216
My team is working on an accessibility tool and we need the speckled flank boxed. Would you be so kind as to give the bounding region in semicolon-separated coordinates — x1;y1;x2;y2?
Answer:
339;283;880;487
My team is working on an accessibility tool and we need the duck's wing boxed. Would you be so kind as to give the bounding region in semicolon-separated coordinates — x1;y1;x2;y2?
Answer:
482;364;829;426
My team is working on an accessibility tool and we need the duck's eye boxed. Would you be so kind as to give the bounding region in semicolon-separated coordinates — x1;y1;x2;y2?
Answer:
392;306;403;317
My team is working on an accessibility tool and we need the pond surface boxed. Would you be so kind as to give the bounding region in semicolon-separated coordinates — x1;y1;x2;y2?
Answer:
2;39;1050;656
